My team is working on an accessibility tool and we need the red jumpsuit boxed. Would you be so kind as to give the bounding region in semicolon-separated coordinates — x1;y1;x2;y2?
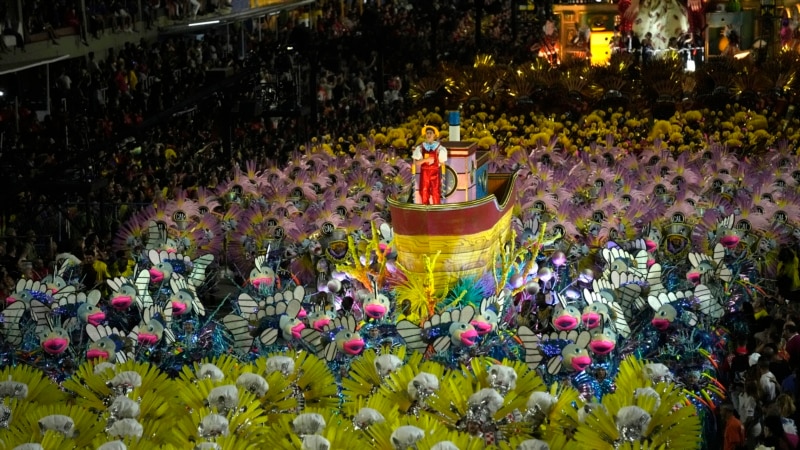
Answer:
419;146;442;205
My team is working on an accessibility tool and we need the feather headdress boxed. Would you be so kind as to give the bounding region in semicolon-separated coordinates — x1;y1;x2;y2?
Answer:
113;213;148;254
163;189;201;229
772;190;800;228
215;164;261;204
194;186;222;215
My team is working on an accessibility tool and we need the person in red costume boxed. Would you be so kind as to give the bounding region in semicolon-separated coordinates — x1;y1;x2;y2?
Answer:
412;126;448;205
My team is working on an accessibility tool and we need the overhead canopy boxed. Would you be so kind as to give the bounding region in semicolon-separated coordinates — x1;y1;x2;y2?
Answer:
0;54;71;76
158;0;316;35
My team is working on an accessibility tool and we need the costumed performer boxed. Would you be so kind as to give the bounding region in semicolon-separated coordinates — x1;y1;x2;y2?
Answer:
412;126;448;205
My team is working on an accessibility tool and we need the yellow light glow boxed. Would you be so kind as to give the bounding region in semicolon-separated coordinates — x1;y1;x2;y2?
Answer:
590;31;615;66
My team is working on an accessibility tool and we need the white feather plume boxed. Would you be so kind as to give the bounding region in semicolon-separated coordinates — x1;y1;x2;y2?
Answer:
265;356;295;375
12;445;45;450
634;387;662;411
468;388;505;416
526;391;556;416
390;425;425;449
301;435;331;450
431;442;460;450
38;414;76;438
197;363;225;381
374;354;403;378
578;403;608;423
615;406;651;441
206;385;239;414
198;414;229;438
643;363;671;383
107;418;144;439
236;372;269;397
407;372;439;401
94;362;116;374
0;379;28;400
292;413;326;436
354;407;385;429
109;396;140;419
488;364;517;394
107;371;142;393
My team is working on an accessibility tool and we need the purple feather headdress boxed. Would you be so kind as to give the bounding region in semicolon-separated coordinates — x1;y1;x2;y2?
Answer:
195;187;222;215
287;171;319;203
113;213;148;253
191;212;224;259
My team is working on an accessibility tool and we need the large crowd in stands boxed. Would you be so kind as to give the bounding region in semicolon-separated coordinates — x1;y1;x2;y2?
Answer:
4;3;800;448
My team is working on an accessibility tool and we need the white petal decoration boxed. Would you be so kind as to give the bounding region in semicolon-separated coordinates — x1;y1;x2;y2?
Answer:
390;426;425;449
38;414;76;438
198;414;229;438
0;380;28;400
109;396;140;419
206;385;239;414
265;356;294;375
197;363;225;381
292;413;326;436
236;373;268;397
301;435;331;450
107;419;144;439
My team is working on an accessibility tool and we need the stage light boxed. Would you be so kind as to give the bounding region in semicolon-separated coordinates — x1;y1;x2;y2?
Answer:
189;20;220;27
734;50;751;59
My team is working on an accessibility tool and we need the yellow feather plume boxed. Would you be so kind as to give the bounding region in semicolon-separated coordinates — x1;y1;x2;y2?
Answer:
343;393;402;430
171;396;270;446
341;347;411;412
293;351;340;410
266;406;369;449
469;357;545;416
251;355;301;416
0;364;67;405
544;382;583;442
175;365;225;412
376;358;447;415
341;348;384;403
423;370;474;428
0;429;81;450
394;251;447;323
572;357;702;450
367;413;452;450
61;361;114;413
3;403;107;449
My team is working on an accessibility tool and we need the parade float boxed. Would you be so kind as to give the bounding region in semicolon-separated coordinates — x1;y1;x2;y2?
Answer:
389;138;518;289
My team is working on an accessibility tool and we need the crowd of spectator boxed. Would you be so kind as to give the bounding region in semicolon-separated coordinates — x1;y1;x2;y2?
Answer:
718;292;800;449
0;0;241;54
0;0;528;284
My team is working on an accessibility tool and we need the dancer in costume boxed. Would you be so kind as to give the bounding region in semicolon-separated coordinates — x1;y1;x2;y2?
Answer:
412;126;448;205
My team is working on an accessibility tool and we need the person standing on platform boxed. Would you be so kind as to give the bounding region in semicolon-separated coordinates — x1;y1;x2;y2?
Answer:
412;126;448;205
